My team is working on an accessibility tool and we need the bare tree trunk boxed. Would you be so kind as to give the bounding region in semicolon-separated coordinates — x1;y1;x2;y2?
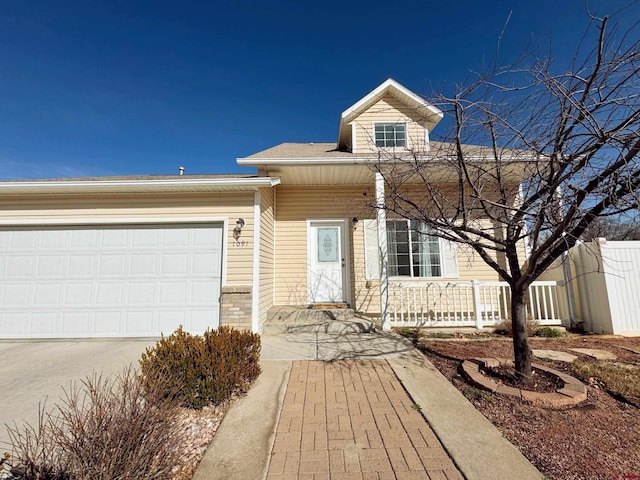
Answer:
511;286;532;381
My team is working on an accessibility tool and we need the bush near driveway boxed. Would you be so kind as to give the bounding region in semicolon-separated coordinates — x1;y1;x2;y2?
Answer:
140;325;262;409
3;326;263;479
4;368;181;480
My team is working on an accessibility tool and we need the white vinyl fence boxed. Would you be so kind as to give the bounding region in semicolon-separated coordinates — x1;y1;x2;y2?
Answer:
389;280;562;328
571;238;640;335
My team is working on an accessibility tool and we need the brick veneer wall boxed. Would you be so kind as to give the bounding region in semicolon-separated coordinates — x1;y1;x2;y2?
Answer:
220;286;252;330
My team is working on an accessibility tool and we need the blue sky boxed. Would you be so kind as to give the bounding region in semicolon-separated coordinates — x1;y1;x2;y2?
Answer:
0;0;637;180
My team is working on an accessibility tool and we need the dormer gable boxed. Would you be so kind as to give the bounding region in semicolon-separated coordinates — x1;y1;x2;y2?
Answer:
337;78;443;153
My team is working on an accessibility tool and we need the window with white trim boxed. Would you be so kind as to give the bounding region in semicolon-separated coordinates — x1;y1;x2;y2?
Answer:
386;219;442;277
375;123;406;148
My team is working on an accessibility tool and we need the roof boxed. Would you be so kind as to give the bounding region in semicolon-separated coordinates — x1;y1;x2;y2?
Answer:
240;143;356;160
238;141;528;163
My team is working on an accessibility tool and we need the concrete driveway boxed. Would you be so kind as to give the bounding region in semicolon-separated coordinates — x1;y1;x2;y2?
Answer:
0;339;156;451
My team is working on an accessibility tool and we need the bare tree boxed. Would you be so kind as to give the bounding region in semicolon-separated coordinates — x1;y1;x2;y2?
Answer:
581;213;640;240
377;8;640;380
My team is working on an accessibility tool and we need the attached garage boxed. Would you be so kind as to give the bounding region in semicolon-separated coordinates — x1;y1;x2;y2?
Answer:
0;223;224;338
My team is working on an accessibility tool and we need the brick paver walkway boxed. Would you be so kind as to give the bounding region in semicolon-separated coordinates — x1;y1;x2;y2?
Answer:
267;360;463;480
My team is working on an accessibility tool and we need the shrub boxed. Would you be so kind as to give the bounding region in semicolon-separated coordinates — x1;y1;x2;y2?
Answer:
4;368;180;480
140;325;261;409
395;327;420;343
493;317;539;337
534;326;564;338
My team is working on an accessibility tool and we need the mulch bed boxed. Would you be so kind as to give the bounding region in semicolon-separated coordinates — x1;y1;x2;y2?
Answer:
417;334;640;480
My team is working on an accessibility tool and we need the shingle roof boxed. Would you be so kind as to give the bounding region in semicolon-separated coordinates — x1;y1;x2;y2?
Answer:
242;143;355;159
241;141;523;161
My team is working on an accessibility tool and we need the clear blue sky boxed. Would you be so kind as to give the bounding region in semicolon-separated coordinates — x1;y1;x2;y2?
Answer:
0;0;637;180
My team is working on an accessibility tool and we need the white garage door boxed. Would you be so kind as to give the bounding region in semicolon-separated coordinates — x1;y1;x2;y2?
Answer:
0;223;223;338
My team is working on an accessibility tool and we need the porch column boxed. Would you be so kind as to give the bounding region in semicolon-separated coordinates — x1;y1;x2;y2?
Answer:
376;172;391;331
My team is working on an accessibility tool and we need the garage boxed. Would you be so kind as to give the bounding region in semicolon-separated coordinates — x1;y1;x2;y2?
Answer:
0;223;223;338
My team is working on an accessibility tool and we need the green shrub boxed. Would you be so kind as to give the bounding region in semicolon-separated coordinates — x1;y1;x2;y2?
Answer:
535;326;564;338
140;326;261;409
395;327;420;343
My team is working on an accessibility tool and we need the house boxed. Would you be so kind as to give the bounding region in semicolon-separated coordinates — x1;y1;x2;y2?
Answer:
0;79;564;339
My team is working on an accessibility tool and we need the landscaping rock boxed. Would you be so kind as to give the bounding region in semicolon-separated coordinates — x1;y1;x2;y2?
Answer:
569;348;617;360
532;349;578;362
617;345;640;355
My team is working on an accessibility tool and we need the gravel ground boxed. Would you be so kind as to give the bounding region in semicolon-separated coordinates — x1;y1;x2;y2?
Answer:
420;334;640;480
170;404;229;480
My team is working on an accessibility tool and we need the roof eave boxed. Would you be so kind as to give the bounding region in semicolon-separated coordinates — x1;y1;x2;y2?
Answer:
237;157;379;166
0;177;281;195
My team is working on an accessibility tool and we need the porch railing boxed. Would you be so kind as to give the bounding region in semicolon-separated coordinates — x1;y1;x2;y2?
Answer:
389;280;562;328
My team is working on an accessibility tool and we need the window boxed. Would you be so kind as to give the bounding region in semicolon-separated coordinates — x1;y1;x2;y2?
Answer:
375;123;406;148
386;219;442;277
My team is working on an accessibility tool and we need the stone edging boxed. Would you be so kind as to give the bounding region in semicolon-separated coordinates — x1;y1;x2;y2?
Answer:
461;358;587;407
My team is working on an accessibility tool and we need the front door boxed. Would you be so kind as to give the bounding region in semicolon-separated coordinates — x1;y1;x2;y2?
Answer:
307;220;348;303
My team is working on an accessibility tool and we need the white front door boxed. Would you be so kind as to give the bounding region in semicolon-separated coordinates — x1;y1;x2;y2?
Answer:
307;220;348;303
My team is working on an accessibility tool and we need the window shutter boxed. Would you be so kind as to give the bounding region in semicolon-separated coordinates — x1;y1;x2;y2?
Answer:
441;238;458;278
363;219;380;280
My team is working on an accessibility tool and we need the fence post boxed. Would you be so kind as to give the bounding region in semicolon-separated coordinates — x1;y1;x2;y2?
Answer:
472;280;483;329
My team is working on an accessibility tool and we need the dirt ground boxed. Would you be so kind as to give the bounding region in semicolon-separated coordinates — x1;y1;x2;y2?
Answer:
416;333;640;480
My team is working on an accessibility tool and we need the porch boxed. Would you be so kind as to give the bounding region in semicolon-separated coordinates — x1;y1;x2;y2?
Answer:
388;280;564;329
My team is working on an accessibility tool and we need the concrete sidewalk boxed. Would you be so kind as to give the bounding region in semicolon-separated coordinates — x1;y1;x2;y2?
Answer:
193;332;543;480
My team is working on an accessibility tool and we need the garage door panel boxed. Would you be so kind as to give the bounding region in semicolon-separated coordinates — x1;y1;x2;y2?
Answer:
40;230;67;248
159;282;188;304
127;282;156;304
161;254;189;274
0;313;27;335
4;285;30;305
96;283;125;305
193;253;220;275
71;230;98;247
7;256;34;277
34;284;61;305
130;254;158;275
124;311;154;335
0;223;224;338
10;231;37;249
194;228;221;247
101;229;129;247
99;255;127;276
132;229;159;247
69;256;95;276
94;312;122;335
31;313;58;335
65;283;93;305
37;255;65;276
61;312;90;335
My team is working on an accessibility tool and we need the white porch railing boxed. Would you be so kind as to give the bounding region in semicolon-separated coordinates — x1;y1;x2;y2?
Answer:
389;280;563;328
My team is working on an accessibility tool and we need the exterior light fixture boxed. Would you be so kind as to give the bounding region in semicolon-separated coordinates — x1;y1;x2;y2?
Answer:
352;217;359;230
233;218;245;240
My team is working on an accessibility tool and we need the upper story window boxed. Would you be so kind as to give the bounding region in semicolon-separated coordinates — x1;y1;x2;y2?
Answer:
375;123;406;148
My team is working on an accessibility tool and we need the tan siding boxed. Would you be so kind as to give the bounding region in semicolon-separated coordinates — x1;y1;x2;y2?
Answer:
0;192;255;285
274;185;375;307
258;187;275;331
273;184;518;317
351;95;428;154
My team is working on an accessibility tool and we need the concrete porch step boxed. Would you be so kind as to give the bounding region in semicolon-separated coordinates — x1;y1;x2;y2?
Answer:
264;306;377;334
